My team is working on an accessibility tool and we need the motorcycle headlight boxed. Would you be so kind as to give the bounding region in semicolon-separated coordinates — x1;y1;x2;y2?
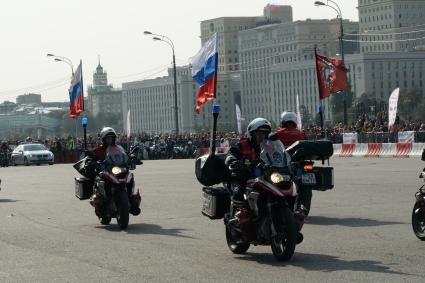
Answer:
270;173;291;184
111;166;123;175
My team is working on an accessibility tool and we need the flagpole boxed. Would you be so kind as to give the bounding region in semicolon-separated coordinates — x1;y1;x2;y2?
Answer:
314;46;325;139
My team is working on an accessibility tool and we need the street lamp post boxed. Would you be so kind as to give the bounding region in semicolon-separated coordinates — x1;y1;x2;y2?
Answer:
315;0;347;125
144;31;179;135
47;53;77;138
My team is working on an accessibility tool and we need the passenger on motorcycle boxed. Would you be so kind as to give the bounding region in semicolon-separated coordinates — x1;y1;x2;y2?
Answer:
276;111;311;215
275;112;305;148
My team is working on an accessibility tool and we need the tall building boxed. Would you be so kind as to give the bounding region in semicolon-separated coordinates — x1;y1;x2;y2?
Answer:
239;19;359;125
358;0;425;53
122;66;207;134
87;60;123;119
16;93;42;105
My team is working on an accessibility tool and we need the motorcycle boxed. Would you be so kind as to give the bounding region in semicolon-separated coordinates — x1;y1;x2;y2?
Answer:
203;140;300;261
74;145;142;230
412;151;425;240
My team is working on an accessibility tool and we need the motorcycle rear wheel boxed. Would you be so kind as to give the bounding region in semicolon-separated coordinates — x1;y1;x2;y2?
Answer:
412;202;425;241
116;190;129;230
225;224;250;254
271;207;297;261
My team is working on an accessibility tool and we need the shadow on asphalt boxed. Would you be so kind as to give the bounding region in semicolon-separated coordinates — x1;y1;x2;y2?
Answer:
96;223;195;238
0;199;20;203
236;252;412;276
306;216;406;227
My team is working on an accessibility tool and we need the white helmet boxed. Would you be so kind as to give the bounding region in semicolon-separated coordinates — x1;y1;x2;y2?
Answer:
99;127;117;142
247;118;272;140
280;111;297;126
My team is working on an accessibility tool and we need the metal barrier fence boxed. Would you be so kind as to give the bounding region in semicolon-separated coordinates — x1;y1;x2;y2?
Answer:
306;131;425;143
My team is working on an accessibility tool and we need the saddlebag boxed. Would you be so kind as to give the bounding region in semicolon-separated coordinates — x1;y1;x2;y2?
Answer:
287;140;334;162
75;177;94;200
201;187;231;220
312;167;334;191
195;154;230;187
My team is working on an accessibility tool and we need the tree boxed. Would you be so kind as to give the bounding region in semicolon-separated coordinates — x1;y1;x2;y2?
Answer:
329;91;354;123
397;89;423;121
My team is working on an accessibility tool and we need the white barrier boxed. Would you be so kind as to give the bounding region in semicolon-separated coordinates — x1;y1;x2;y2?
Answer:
410;143;425;157
352;143;367;157
381;143;397;157
333;144;342;156
332;143;423;158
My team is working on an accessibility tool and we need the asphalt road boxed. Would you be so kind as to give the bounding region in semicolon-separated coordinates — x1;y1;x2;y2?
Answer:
0;157;424;282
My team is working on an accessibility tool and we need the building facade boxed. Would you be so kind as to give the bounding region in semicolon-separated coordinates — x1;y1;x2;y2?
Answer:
122;67;208;134
358;0;425;53
87;61;123;118
239;19;359;125
16;93;42;105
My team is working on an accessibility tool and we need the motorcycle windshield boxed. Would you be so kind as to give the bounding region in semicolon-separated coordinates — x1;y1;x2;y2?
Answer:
260;140;291;168
105;145;128;167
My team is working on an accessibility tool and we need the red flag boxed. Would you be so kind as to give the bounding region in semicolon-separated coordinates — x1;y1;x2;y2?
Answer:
315;50;349;100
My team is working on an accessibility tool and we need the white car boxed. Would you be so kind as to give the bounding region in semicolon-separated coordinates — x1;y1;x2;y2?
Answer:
11;144;54;166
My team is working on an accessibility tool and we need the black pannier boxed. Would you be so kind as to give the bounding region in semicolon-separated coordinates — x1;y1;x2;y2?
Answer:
195;154;230;187
201;187;231;219
75;177;93;200
286;140;333;162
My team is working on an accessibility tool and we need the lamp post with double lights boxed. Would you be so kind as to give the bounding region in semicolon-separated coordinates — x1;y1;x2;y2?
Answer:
47;53;74;76
47;53;79;137
143;31;179;135
314;0;348;125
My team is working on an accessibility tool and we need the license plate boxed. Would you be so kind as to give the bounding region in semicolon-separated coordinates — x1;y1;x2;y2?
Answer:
302;173;316;185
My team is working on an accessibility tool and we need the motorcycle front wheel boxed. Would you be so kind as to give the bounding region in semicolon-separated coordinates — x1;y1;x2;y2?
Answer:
115;190;129;230
412;202;425;240
271;207;297;261
225;224;250;254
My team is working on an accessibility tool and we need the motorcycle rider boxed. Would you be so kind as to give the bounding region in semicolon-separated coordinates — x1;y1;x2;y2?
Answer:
89;127;141;216
225;118;272;203
276;111;311;216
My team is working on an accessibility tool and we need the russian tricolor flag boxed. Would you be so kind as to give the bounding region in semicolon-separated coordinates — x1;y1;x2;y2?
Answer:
190;33;218;113
69;60;84;118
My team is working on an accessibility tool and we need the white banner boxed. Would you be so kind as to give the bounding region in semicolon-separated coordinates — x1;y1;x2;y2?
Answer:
235;104;242;135
343;132;358;144
126;110;131;138
296;94;302;130
388;88;400;128
398;131;415;143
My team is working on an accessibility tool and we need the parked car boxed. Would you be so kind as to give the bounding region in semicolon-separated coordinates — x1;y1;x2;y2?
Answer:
11;144;54;166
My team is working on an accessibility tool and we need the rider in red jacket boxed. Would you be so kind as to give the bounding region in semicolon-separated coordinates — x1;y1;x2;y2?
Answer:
276;112;312;216
275;112;305;148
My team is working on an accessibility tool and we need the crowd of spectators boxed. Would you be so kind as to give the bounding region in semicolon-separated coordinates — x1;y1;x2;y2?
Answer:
2;113;425;163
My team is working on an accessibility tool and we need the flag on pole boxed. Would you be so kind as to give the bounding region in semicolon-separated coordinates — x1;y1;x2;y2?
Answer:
235;104;242;134
315;50;349;100
190;33;218;113
388;88;400;129
296;94;302;130
126;109;131;138
69;60;84;118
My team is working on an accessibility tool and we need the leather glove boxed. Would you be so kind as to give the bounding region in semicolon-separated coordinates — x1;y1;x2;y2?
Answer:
228;160;250;182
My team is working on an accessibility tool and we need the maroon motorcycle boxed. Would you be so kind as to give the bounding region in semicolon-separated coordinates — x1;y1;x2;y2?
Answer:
201;140;300;261
75;145;141;230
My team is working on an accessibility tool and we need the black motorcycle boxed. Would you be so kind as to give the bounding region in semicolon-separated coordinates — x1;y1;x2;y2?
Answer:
412;152;425;240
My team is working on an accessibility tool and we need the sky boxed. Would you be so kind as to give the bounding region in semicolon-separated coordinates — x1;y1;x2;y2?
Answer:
0;0;358;102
